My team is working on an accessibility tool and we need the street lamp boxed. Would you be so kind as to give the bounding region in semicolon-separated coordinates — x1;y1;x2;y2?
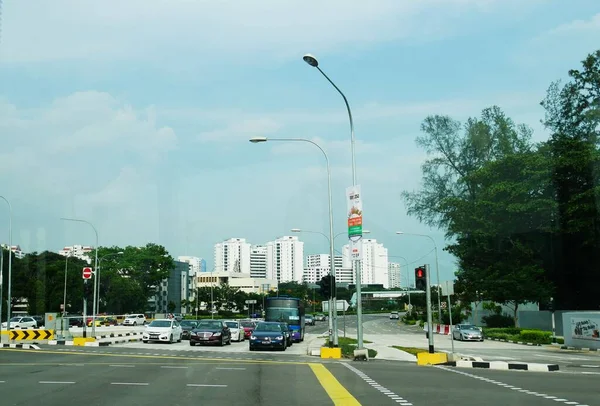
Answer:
303;53;365;350
61;217;99;336
0;196;13;337
250;136;339;346
97;251;124;313
396;231;442;323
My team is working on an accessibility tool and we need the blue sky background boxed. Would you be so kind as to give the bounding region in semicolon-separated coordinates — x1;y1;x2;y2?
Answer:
0;0;599;283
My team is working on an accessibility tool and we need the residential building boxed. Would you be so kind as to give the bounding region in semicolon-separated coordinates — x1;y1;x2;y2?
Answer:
303;254;347;284
388;262;401;289
177;256;206;276
214;238;251;274
153;260;190;314
342;239;389;288
1;244;25;259
58;245;93;264
250;245;268;279
266;236;304;283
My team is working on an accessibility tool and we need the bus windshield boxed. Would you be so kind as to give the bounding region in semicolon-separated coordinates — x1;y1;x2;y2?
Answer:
265;308;300;325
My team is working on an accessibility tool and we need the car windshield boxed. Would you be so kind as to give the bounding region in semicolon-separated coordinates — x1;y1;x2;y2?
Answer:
196;321;222;330
255;323;282;332
240;322;255;328
461;325;477;330
225;322;238;328
148;320;171;328
9;317;21;322
180;320;197;327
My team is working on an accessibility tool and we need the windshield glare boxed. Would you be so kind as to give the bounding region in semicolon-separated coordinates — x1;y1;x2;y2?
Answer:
255;323;282;332
197;322;222;330
225;322;238;328
266;308;300;325
149;320;171;328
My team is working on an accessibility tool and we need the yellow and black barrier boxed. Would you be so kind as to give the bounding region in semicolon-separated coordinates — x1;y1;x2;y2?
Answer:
9;329;54;340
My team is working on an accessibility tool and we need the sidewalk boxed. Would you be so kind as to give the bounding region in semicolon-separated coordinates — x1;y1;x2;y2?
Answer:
361;333;417;362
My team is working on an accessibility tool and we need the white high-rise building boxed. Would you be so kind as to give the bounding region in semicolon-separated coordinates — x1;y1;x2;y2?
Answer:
303;254;346;284
214;238;251;274
58;245;93;264
177;256;205;276
342;239;389;288
388;262;401;289
266;236;304;283
250;245;268;279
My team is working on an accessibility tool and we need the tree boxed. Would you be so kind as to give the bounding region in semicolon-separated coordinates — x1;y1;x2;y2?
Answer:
540;49;600;310
167;301;176;313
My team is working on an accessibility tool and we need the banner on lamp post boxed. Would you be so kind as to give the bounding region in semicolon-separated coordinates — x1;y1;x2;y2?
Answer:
346;185;363;241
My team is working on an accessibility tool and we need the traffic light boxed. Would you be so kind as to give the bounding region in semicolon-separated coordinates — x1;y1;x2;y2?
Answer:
415;266;427;291
318;274;335;299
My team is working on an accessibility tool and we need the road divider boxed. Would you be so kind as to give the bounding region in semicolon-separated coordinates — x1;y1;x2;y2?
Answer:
445;360;559;372
417;352;448;365
1;343;40;350
94;332;143;340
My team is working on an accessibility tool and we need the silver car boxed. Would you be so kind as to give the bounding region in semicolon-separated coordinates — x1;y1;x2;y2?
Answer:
452;324;484;341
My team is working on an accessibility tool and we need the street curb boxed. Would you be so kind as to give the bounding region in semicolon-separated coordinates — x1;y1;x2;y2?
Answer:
94;332;142;340
444;360;559;372
487;337;541;346
559;345;598;352
48;337;142;346
1;343;40;350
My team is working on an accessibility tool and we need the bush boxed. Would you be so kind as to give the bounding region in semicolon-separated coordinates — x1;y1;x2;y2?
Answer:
519;329;552;345
482;313;515;328
484;327;522;336
556;337;564;344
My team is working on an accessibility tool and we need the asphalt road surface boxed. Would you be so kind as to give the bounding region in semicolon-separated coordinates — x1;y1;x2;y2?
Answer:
1;347;598;406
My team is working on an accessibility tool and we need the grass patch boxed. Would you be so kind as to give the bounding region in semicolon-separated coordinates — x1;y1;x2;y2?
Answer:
392;346;428;356
324;337;376;358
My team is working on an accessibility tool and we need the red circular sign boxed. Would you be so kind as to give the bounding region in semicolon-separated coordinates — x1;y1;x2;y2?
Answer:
82;267;93;279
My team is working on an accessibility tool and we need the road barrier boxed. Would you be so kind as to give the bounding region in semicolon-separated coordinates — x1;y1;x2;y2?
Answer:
1;343;40;350
9;329;54;340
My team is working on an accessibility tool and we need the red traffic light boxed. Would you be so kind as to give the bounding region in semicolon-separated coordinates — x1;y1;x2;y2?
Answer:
416;268;424;278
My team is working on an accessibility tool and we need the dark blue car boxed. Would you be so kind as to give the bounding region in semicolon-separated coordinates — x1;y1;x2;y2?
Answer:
249;322;287;351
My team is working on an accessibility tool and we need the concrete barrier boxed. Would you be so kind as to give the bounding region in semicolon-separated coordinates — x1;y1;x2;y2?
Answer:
446;360;559;372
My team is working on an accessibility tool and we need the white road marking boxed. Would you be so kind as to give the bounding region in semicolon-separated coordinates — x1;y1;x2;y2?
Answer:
216;367;246;370
187;384;228;387
161;366;188;369
39;381;75;384
109;364;135;368
580;365;600;368
341;362;413;406
111;382;149;386
436;366;590;405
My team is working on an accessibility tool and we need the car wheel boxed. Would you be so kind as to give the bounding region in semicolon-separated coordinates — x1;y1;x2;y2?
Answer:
219;337;224;346
227;336;232;345
249;345;254;351
178;334;182;343
133;322;137;326
143;340;148;343
189;341;195;346
169;334;173;344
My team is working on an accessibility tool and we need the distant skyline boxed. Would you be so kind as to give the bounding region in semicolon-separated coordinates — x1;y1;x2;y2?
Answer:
1;1;599;284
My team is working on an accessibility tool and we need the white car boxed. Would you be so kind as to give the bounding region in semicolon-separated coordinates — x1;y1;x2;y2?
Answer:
123;314;146;326
1;316;38;329
142;319;183;343
224;320;244;342
389;312;400;320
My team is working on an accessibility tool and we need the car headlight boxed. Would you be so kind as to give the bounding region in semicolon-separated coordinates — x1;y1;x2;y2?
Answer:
250;335;256;340
213;332;221;336
276;336;283;340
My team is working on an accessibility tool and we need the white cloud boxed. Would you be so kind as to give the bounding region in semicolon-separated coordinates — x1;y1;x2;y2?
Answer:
2;0;524;65
197;118;281;142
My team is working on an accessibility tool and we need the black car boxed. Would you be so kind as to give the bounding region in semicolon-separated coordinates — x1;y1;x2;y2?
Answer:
189;320;231;346
249;322;287;351
276;322;293;347
180;320;199;340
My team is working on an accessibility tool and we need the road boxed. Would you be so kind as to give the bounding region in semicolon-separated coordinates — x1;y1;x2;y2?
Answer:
1;346;598;405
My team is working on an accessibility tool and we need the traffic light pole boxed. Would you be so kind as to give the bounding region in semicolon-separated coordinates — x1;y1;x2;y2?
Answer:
425;264;434;353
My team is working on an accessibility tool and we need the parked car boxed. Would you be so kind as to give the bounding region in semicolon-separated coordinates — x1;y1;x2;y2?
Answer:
142;319;183;343
276;322;293;347
1;316;37;329
314;314;327;321
249;322;287;351
305;315;315;326
452;324;484;342
240;320;256;339
389;311;400;320
224;320;244;342
123;314;146;326
180;320;199;340
189;320;231;346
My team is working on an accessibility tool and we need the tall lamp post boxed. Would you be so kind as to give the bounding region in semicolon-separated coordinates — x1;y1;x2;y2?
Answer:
396;231;442;323
303;54;364;350
0;196;13;338
61;217;99;336
250;136;339;346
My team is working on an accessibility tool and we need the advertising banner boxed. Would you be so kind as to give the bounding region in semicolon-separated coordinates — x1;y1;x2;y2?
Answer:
571;317;600;341
346;185;363;241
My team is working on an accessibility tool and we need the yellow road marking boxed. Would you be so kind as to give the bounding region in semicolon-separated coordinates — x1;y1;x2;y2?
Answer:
309;363;362;405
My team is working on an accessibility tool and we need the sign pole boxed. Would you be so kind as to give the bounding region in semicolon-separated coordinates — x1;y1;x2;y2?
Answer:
447;281;455;354
425;264;434;353
346;185;364;350
82;280;88;339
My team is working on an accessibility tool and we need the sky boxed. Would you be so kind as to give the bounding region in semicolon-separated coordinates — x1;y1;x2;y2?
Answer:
0;0;599;284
